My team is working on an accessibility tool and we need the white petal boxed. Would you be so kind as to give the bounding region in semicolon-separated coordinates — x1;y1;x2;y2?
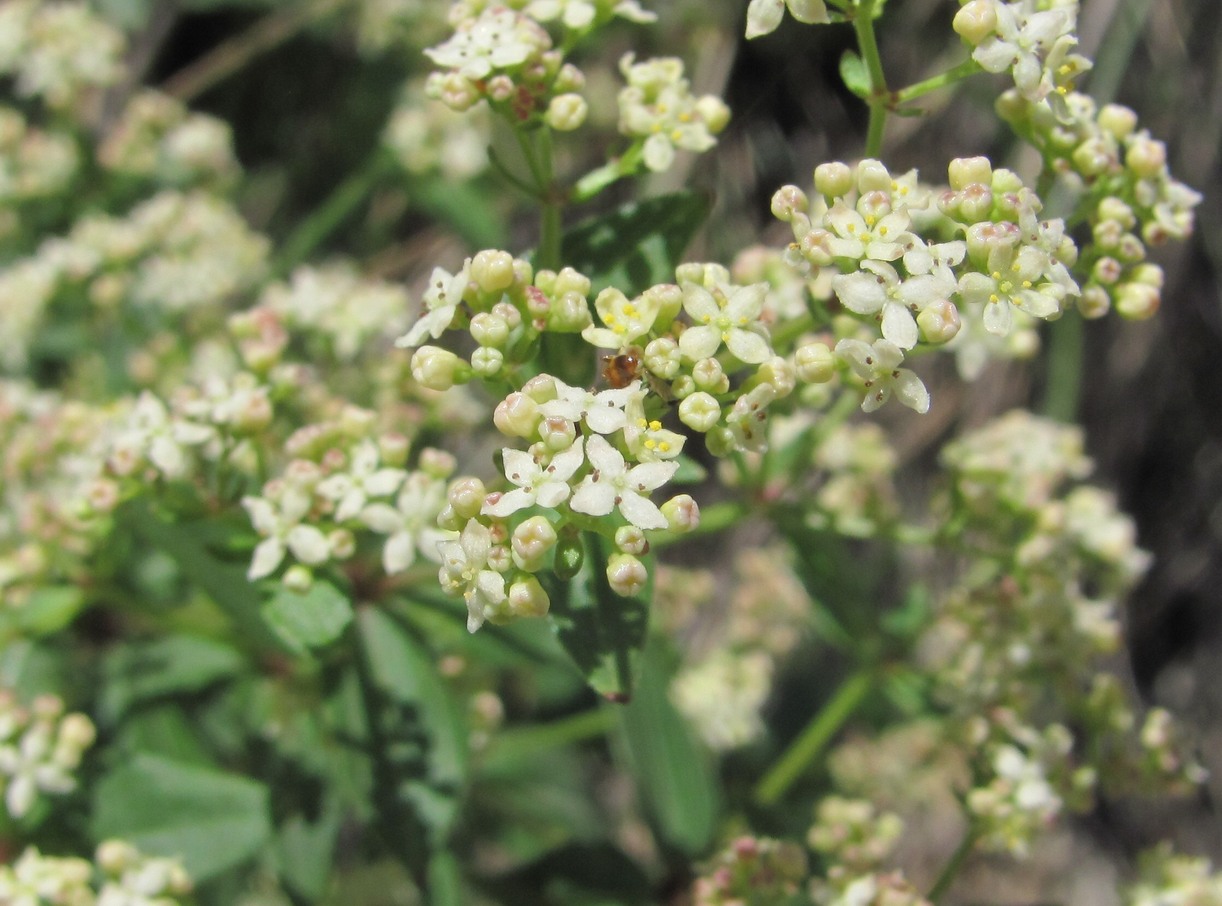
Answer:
535;481;572;509
571;479;616;517
727;328;772;364
833;271;886;315
248;537;286;580
383;532;416;575
881;302;919;349
482;487;534;517
287;524;331;565
746;0;784;38
894;369;930;413
643;133;675;172
679;324;722;361
618;492;668;530
788;0;830;24
361;502;403;533
500;448;539;488
626;459;680;492
584;435;625;475
983;299;1013;335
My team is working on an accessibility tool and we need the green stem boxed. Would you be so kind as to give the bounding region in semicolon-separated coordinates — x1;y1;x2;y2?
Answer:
571;144;644;204
753;667;873;805
895;58;981;105
272;151;392;277
852;0;890;158
487;707;617;762
926;823;979;902
1041;312;1083;423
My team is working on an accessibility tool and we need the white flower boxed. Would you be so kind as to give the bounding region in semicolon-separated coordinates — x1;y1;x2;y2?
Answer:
835;338;930;414
825;198;915;263
317;441;406;523
678;281;772;364
424;7;549;81
957;241;1066;335
360;472;452;575
438;520;507;632
745;0;830;39
242;488;331;580
396;262;470;349
482;440;585;518
539;379;639;435
570;435;678;530
581;286;659;350
833;258;956;350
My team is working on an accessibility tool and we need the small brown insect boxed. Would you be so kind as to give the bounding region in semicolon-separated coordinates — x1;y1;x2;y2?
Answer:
601;347;643;389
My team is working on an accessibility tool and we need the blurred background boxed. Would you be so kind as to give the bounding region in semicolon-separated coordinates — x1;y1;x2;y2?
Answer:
100;0;1222;894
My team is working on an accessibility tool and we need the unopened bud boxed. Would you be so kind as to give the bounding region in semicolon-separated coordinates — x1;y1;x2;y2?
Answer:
546;93;588;131
494;392;540;437
606;553;648;597
471;249;516;293
508;576;550;618
794;341;835;383
917;300;962;344
448;477;487;520
814;162;853;198
953;0;998;44
661;494;700;533
678;392;721;432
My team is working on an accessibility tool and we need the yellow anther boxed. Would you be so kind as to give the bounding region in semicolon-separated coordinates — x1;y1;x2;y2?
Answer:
659;442;671;452
649;420;662;431
1022;280;1033;288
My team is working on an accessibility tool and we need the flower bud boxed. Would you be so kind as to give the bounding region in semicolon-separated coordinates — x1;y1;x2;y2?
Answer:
283;564;313;592
661;494;700;533
506;576;550;619
614;525;649;556
471;249;516;293
705;425;736;458
1092;257;1123;285
606;553;648;597
1078;284;1111;319
692;357;728;393
1098;104;1137;139
643;282;683;327
554;62;585;93
677;391;720;432
470;311;510;347
378;433;411;469
448;477;487;520
418;446;455;478
670;374;696;399
855;159;891;194
644;336;681;379
538;415;576;451
813;162;853;199
917;300;962;344
521;373;558;404
494;392;540;437
794;341;835;383
549;291;592;331
948;156;993;191
953;0;998;44
1098;197;1136;228
411;346;467;391
470;346;504;377
328;528;356;559
546;93;588;131
487;75;515;102
1125;135;1166;178
512;515;558;569
696;95;731;134
553;533;584;580
1115;282;1160;319
771;184;809;221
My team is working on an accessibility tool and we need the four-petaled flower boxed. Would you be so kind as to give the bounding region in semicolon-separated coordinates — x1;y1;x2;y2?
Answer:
396;262;471;349
360;472;452;574
835;338;930;414
582;286;660;350
679;281;772;364
571;435;679;530
438;520;507;633
958;241;1067;335
317;440;406;523
483;440;585;518
540;379;640;435
833;258;957;350
825;197;916;263
242;488;331;580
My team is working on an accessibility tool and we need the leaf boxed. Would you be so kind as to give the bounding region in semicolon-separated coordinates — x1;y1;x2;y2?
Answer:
262;580;354;653
274;792;342;900
99;634;244;722
356;608;467;836
839;49;871;99
617;642;718;853
547;534;649;702
561;192;712;296
92;753;271;882
10;585;84;636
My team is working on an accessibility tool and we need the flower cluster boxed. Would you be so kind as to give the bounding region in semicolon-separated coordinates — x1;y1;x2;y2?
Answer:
954;0;1091;116
0;841;192;905
383;78;492;180
98;89;240;189
665;547;810;750
0;0;124;113
692;836;808;906
1125;843;1222;906
616;54;731;172
998;89;1201;319
0;107;79;214
0;690;95;820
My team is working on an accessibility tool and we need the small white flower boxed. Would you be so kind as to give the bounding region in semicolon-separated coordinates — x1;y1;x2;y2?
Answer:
745;0;830;39
438;520;507;632
317;441;406;523
540;380;639;435
482;440;585;518
570;435;678;530
424;7;549;81
581;286;659;350
242;489;331;580
825;198;915;263
396;262;470;349
835;338;930;414
678;281;772;364
360;472;452;575
833;259;956;350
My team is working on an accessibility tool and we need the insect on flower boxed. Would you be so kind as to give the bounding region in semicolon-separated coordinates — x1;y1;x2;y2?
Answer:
601;347;643;389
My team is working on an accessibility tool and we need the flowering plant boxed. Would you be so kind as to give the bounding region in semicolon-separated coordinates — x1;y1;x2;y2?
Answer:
0;0;1215;903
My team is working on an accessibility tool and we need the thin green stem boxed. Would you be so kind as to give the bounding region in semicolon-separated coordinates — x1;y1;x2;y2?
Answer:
895;58;981;105
536;128;563;270
926;823;979;902
1041;312;1084;423
487;707;617;762
852;0;890;158
753;667;873;806
272;150;392;277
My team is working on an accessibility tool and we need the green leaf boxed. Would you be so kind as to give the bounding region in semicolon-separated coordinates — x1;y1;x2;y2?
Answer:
357;608;467;834
92;753;271;882
839;49;871;99
10;585;84;636
275;792;342;900
262;581;354;653
99;634;244;721
547;534;649;702
560;192;712;296
617;642;718;853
